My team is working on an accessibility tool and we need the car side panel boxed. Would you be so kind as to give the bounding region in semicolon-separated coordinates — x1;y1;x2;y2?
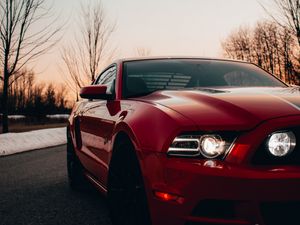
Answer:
77;100;110;183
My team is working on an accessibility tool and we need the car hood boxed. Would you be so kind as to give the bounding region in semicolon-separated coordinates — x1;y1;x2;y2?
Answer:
136;87;300;131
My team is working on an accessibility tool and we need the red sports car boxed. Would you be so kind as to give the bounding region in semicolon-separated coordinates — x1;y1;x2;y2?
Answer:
67;58;300;225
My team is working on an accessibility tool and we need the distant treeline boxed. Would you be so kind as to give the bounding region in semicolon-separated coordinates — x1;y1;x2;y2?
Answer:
0;69;71;117
222;21;300;84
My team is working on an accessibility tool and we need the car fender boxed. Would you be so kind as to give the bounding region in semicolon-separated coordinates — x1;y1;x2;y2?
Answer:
112;101;197;154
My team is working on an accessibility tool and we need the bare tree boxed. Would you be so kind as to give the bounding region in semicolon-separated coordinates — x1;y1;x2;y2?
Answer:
9;68;34;112
136;47;152;57
222;26;253;62
260;0;300;47
55;84;68;110
222;21;300;83
0;0;61;133
61;1;116;100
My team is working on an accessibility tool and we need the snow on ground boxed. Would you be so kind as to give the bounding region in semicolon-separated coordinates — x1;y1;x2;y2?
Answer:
3;114;69;120
8;115;26;120
0;127;66;156
46;114;69;119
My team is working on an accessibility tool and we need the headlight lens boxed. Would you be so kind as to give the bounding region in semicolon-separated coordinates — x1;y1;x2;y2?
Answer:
168;133;235;158
267;131;296;157
200;135;226;158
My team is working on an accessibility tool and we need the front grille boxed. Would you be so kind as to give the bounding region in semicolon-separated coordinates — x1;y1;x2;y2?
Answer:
261;202;300;225
252;127;300;166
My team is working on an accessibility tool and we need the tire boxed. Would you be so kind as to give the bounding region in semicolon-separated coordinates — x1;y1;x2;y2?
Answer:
66;130;89;190
107;138;152;225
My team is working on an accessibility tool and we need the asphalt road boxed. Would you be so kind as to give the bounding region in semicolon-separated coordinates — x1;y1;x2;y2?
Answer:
0;145;112;225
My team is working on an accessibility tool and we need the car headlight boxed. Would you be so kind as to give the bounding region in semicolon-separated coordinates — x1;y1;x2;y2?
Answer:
267;131;296;157
200;135;226;158
168;137;200;156
168;133;236;158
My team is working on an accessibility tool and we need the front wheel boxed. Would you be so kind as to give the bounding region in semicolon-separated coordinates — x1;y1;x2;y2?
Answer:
107;138;151;225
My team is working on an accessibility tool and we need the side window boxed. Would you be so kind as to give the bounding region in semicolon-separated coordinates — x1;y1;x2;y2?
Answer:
95;65;117;94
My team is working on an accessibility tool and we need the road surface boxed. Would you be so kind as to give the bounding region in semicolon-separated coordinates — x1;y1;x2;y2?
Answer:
0;145;112;225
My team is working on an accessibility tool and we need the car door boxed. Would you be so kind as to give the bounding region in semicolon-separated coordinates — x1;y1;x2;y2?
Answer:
77;65;117;184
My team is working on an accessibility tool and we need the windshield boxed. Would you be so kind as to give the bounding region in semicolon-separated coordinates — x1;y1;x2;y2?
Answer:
123;59;287;98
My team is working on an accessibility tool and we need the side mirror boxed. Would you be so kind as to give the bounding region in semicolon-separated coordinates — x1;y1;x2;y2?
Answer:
80;85;111;100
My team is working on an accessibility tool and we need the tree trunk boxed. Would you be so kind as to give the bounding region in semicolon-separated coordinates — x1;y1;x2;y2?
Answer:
2;70;9;133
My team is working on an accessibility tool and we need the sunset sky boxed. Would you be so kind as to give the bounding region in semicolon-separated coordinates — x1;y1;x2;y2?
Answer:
36;0;271;84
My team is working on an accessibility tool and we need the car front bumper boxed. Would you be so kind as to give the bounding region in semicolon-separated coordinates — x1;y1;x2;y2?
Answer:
142;154;300;225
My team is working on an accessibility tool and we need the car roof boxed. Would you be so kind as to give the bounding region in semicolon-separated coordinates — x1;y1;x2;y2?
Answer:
114;56;250;65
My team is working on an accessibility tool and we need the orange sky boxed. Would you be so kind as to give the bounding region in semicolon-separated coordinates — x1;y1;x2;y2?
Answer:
33;0;271;88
